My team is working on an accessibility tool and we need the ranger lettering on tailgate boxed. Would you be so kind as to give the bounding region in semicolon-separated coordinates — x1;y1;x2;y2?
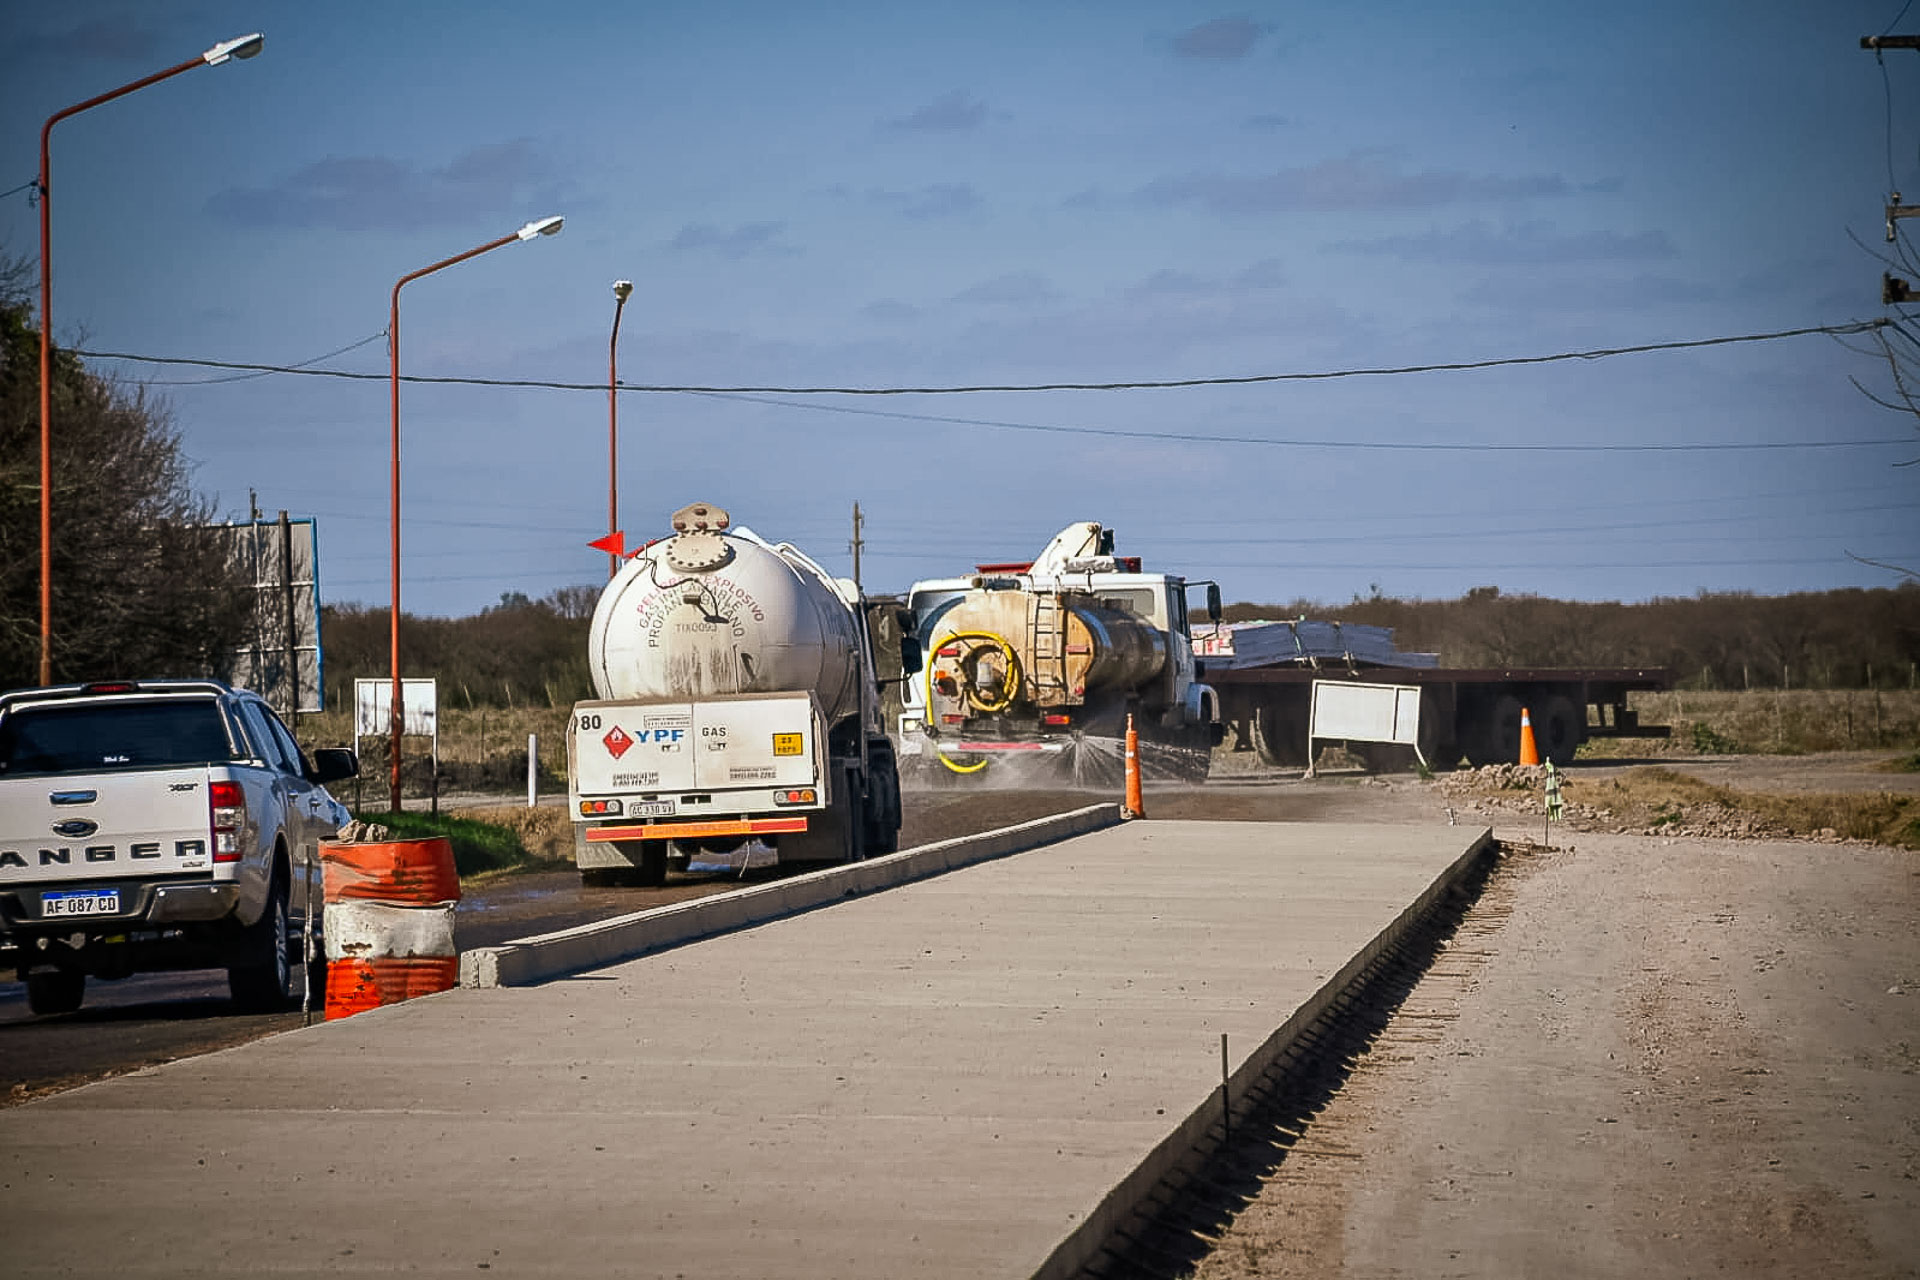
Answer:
0;839;209;870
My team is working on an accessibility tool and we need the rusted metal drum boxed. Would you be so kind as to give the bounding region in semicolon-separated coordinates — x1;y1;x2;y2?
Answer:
319;836;459;1020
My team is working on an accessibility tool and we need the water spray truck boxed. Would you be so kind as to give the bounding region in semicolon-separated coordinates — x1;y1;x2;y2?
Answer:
898;522;1223;782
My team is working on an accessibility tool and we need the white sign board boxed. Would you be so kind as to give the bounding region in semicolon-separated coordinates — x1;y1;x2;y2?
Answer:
1309;680;1424;767
353;678;439;740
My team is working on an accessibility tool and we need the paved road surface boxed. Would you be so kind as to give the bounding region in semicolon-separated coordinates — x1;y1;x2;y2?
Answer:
0;819;1484;1278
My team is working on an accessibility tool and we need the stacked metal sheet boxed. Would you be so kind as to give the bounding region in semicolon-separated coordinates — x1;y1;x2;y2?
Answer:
1191;620;1439;670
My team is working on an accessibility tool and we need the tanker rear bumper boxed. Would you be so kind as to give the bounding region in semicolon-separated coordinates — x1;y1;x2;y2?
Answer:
583;816;809;843
935;739;1068;754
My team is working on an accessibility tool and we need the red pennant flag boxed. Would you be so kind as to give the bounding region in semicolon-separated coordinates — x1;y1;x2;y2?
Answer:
588;531;625;557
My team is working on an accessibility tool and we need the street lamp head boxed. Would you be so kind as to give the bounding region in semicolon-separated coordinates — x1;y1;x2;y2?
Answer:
613;280;634;302
203;33;265;66
517;215;565;241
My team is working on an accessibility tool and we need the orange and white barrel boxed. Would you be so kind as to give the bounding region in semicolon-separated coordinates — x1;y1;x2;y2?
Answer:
319;836;460;1020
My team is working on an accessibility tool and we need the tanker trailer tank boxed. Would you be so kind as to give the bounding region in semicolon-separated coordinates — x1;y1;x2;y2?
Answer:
587;507;864;726
568;503;903;886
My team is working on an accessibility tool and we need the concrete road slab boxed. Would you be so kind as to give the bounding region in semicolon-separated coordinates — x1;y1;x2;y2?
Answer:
1;820;1487;1278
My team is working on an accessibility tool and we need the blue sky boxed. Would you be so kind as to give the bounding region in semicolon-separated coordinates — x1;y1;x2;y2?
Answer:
5;1;1918;617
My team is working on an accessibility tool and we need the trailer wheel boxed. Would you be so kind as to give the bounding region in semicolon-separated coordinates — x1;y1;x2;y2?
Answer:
1538;695;1583;765
1249;703;1308;768
26;969;85;1016
1464;694;1524;767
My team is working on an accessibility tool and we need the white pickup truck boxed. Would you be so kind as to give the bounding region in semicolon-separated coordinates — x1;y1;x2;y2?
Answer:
0;679;357;1015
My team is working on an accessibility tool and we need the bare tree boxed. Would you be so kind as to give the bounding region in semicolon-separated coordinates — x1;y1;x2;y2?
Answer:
0;254;256;688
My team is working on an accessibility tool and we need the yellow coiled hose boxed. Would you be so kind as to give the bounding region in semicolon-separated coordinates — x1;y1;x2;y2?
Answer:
927;630;1024;774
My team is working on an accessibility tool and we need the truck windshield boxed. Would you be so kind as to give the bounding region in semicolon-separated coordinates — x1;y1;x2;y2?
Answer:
1094;588;1159;621
0;700;239;775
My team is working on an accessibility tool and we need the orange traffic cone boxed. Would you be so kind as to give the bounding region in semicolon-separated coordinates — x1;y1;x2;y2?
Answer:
1123;713;1144;819
1517;706;1541;766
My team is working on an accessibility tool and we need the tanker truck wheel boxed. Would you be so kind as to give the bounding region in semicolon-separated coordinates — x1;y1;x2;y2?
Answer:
584;841;667;888
863;747;902;856
630;841;669;887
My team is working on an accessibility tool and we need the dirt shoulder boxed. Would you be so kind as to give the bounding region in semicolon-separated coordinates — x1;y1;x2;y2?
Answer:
1191;827;1920;1278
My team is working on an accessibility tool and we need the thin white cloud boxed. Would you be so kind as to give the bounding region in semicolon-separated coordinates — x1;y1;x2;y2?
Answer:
1331;220;1676;264
1137;152;1575;215
208;140;553;231
869;183;981;220
883;90;991;132
667;222;797;258
8;17;162;63
1170;16;1271;60
952;271;1055;305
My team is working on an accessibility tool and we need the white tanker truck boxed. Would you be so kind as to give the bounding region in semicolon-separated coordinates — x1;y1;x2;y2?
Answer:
566;503;918;885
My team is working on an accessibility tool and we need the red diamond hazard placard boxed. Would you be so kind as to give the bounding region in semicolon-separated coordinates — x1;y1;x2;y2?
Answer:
603;725;634;759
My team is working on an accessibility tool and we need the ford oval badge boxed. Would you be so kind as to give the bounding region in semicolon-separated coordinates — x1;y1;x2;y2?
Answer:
51;819;98;838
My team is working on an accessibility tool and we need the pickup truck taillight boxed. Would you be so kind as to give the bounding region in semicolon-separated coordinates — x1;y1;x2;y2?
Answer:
209;781;245;863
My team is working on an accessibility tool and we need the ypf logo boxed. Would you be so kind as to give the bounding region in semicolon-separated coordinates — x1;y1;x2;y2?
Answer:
603;725;634;759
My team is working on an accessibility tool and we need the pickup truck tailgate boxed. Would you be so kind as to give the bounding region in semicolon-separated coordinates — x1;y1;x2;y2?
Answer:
0;769;216;884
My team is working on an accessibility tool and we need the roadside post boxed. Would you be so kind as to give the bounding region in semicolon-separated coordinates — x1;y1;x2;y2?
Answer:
1544;759;1564;846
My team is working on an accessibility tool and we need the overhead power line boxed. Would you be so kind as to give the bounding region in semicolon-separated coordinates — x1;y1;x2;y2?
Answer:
75;318;1886;397
70;319;1917;454
134;330;389;386
681;388;1915;452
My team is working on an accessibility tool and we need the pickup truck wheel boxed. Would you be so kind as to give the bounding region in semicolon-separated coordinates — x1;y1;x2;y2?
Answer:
26;969;85;1016
228;877;292;1013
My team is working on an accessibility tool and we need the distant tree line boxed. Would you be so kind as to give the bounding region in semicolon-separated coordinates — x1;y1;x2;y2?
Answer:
320;585;599;712
318;579;1920;712
1221;583;1920;691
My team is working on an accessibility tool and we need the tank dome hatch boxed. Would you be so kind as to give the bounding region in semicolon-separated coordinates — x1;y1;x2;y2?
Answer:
664;502;735;573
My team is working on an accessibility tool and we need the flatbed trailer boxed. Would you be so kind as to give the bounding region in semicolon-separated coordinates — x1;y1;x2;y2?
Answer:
1206;664;1673;769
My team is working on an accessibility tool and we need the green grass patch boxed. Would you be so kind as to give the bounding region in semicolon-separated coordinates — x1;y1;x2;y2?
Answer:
1689;722;1740;754
351;810;532;877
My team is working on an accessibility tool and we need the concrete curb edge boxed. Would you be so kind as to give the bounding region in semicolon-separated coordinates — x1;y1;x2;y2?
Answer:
1033;824;1500;1280
458;803;1124;988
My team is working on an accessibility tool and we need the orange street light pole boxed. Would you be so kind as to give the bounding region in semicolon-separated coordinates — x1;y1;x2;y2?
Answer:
37;33;265;686
607;279;633;578
388;216;564;813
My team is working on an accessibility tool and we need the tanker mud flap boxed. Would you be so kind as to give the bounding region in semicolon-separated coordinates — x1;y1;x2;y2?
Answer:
776;766;865;865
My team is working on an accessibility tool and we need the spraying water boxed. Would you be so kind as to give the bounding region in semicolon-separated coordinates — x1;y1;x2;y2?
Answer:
904;731;1211;793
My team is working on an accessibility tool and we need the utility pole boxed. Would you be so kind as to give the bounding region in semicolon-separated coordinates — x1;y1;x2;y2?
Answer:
850;502;864;590
1864;37;1920;245
279;511;298;721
